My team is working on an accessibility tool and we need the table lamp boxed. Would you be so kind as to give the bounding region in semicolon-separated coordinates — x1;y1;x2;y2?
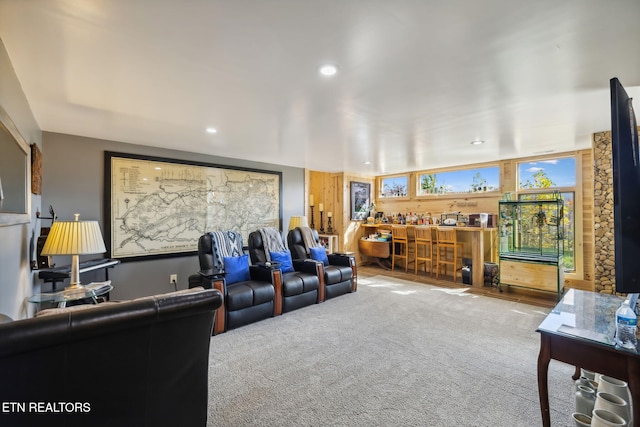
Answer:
288;216;309;231
41;213;107;292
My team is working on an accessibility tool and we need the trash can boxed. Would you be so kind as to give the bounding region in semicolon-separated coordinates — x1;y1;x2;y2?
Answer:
461;257;472;285
484;262;499;287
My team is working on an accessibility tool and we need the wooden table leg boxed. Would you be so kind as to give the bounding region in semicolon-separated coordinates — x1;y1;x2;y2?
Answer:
371;257;391;270
537;334;551;427
572;365;581;380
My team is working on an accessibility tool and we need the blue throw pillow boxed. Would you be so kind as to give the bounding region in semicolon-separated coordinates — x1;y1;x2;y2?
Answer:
309;246;329;266
223;254;250;284
269;250;295;273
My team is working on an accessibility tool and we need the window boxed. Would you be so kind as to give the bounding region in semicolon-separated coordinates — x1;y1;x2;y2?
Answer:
416;166;499;196
378;175;408;198
517;156;577;272
518;157;576;189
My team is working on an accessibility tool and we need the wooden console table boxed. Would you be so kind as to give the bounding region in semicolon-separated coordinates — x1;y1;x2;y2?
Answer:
536;288;639;426
358;239;392;269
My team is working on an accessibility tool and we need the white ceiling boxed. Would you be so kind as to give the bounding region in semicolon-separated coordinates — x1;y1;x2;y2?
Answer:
1;0;639;175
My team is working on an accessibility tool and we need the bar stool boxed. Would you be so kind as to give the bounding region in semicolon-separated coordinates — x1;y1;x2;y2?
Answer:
391;226;413;272
414;226;434;276
435;227;464;283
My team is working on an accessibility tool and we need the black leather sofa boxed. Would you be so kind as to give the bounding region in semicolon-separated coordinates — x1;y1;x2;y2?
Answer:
287;227;357;299
247;230;323;309
0;287;222;427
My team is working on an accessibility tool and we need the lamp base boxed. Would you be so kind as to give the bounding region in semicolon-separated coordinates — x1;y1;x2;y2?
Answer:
64;283;86;298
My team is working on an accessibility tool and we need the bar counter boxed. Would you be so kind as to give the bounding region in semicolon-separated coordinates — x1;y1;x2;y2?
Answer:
360;223;497;287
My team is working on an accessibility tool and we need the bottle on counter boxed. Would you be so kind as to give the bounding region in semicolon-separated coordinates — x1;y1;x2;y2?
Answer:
615;301;638;349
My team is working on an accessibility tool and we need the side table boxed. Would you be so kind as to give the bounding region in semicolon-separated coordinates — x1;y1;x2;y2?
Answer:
28;281;114;308
536;288;640;426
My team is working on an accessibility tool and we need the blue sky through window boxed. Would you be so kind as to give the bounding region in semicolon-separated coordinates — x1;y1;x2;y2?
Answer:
518;157;576;188
380;176;408;196
419;167;500;193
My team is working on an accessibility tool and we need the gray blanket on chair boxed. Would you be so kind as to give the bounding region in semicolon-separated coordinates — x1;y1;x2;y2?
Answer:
258;227;286;261
298;226;320;254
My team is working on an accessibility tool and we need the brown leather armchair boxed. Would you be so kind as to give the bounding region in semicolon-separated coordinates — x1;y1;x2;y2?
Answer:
287;227;357;299
0;287;222;427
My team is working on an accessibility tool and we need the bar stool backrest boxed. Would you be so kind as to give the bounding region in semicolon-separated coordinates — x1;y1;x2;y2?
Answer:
414;227;433;242
391;226;408;242
436;227;457;246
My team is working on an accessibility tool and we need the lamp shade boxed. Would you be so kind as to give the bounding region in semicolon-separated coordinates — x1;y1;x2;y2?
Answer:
41;218;106;256
288;216;309;231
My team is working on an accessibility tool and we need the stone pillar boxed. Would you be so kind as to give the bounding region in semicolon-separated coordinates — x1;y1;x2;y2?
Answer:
593;131;614;293
594;127;640;294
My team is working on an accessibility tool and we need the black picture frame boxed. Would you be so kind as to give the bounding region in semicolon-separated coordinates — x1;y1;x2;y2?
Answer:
104;151;282;261
350;181;371;220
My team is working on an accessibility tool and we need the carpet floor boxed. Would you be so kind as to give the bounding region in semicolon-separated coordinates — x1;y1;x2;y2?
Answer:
208;274;575;426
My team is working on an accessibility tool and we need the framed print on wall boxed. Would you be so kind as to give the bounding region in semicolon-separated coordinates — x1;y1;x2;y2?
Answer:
104;151;282;260
350;181;371;220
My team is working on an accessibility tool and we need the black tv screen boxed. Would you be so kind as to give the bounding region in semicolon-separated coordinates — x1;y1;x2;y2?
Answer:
611;77;640;293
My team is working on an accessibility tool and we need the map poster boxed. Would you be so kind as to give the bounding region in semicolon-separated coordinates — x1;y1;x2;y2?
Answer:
104;152;281;260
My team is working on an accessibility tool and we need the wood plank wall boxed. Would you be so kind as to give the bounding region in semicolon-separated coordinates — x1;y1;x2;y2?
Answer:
309;148;595;291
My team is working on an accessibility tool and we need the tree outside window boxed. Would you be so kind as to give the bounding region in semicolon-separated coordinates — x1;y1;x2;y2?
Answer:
518;157;576;271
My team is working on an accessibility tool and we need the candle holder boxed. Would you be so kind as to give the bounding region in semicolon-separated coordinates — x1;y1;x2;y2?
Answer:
319;211;325;233
327;216;333;234
310;206;315;229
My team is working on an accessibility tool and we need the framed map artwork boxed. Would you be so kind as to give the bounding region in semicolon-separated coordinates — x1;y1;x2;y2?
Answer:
104;152;282;260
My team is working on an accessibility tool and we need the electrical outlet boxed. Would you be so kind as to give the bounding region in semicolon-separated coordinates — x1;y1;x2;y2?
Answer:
170;274;177;285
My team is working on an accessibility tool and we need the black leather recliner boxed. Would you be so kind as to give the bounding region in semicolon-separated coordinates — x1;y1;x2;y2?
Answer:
188;231;280;334
287;227;357;300
247;229;322;311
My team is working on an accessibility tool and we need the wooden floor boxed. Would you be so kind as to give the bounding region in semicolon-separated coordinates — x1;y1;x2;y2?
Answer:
358;264;561;309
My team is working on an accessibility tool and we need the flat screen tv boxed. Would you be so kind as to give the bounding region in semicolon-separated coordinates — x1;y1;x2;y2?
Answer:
611;77;640;294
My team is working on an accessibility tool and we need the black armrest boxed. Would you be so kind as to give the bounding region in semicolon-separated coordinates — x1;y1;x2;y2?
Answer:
249;265;277;282
292;259;322;274
328;254;354;267
198;268;225;280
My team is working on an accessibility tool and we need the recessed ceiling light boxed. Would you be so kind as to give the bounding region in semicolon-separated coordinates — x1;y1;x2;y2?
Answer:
206;127;218;134
319;64;338;77
470;140;485;145
363;161;371;165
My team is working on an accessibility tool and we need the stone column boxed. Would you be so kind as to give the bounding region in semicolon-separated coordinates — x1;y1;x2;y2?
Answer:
593;131;614;293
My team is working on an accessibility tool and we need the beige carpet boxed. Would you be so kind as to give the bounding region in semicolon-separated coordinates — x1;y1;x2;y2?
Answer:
207;274;575;426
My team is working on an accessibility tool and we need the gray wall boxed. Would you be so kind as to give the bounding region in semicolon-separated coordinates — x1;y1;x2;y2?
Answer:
42;132;305;300
0;38;42;319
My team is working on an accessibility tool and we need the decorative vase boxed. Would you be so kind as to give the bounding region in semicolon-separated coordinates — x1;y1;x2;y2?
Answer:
576;376;599;392
598;376;631;404
595;392;630;427
598;375;633;426
572;412;592;427
592;409;626;427
581;369;597;381
576;385;596;417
